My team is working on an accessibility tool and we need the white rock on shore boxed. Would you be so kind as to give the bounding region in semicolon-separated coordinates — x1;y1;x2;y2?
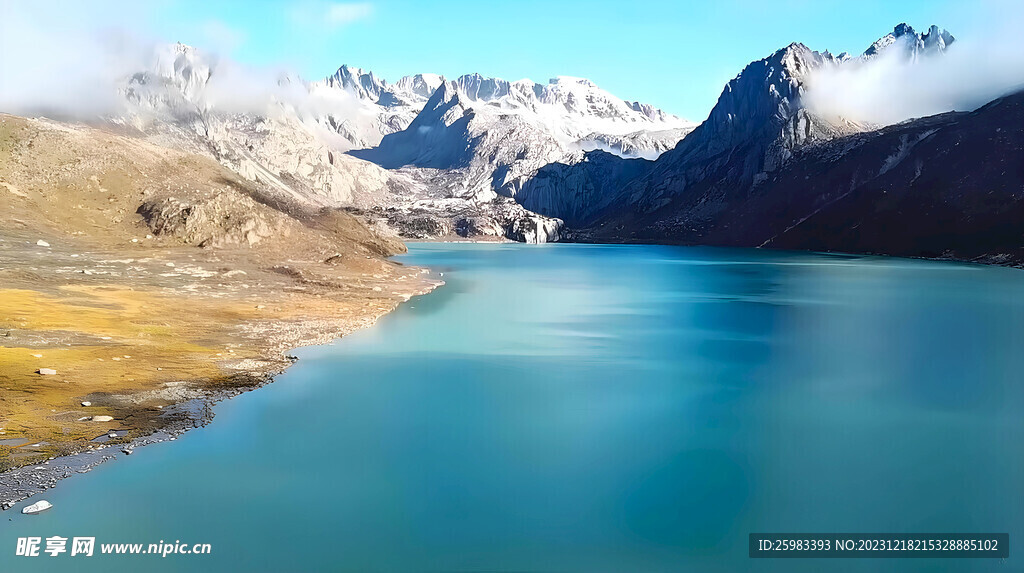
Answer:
22;500;53;514
91;415;114;422
37;368;57;375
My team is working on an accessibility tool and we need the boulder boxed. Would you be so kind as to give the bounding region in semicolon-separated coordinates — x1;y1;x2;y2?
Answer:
91;415;114;422
22;500;53;514
37;368;57;375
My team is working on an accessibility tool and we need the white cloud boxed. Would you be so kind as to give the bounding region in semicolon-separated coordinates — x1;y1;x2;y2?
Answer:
804;34;1024;126
0;1;154;117
326;3;373;27
288;1;374;34
804;4;1024;126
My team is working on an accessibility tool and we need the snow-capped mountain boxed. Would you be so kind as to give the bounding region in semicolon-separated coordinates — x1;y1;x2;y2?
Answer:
118;43;402;210
93;22;977;247
114;44;567;243
311;65;444;147
447;73;693;142
349;72;694;211
347;79;569;238
310;65;693;157
577;127;694;160
863;23;955;60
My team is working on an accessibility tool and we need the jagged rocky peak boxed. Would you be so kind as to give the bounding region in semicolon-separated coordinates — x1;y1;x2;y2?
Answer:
921;25;955;52
539;76;692;127
541;77;634;119
440;73;690;128
120;42;218;119
628;100;676;123
323;65;389;101
133;42;212;100
421;79;469;120
453;73;519;102
739;43;821;102
778;42;821;77
391;73;444;100
694;42;836;150
321;66;445;109
864;23;955;59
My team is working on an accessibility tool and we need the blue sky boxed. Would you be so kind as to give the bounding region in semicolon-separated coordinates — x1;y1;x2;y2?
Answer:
27;0;1020;120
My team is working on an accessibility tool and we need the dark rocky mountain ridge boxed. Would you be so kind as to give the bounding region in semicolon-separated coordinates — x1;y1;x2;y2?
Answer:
510;23;1024;266
572;90;1024;266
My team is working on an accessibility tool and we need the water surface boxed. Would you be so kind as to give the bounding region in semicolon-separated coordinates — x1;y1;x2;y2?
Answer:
3;244;1022;571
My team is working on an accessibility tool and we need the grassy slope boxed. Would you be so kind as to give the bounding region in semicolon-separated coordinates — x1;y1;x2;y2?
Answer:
0;115;434;469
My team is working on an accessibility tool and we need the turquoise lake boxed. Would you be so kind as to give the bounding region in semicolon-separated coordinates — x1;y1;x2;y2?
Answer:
2;243;1023;571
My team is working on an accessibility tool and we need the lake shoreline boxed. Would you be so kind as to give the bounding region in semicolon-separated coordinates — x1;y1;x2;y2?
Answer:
560;232;1024;270
1;115;455;501
0;275;443;511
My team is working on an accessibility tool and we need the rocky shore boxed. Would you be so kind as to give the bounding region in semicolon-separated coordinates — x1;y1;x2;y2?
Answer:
1;396;216;510
0;274;438;510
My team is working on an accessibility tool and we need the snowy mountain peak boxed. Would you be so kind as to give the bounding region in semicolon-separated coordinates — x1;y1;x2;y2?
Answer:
428;79;458;103
893;22;916;37
119;41;217;119
921;25;955;52
150;42;212;96
392;73;444;100
775;42;822;79
864;23;954;59
422;80;466;115
323;65;389;101
659;37;856;174
627;101;676;123
452;73;515;102
314;63;691;131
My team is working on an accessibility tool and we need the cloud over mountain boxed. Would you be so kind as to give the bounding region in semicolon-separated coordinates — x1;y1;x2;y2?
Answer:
805;18;1024;125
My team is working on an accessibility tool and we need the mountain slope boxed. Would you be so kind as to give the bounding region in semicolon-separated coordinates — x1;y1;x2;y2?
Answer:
0;112;434;474
118;43;405;212
621;43;859;216
519;24;964;238
705;90;1024;264
516;151;656;227
113;45;559;242
351;80;567;189
517;42;863;228
533;23;1024;266
115;45;694;243
351;74;694;201
313;65;443;146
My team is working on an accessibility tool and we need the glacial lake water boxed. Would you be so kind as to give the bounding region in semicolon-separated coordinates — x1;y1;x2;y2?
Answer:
2;243;1023;572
